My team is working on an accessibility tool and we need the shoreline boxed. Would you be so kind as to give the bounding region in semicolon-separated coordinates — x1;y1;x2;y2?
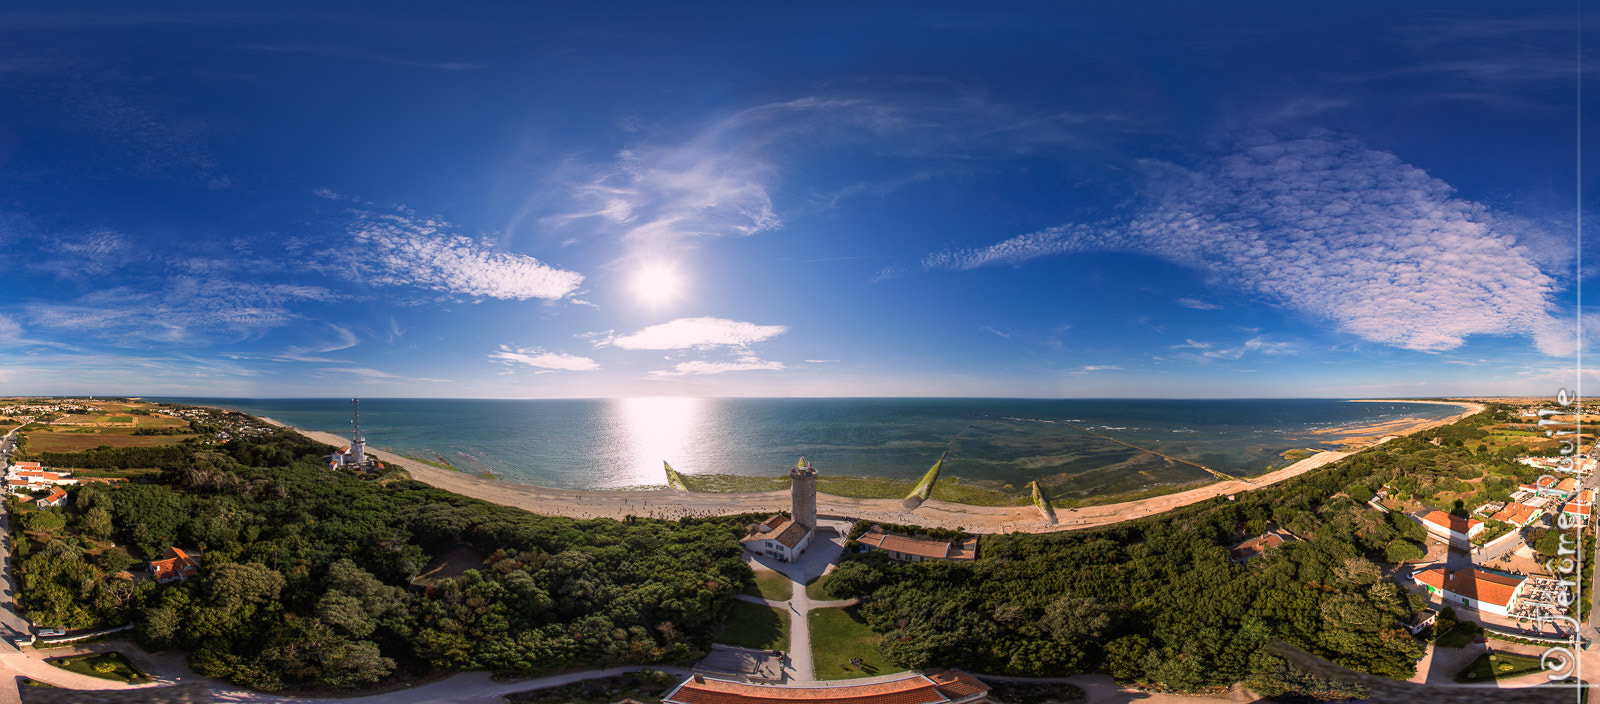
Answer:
254;399;1485;534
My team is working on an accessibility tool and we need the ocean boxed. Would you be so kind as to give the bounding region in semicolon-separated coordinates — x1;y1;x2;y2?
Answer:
156;398;1460;499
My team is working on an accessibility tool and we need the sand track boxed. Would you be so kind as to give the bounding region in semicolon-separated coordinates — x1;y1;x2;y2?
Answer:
259;400;1483;534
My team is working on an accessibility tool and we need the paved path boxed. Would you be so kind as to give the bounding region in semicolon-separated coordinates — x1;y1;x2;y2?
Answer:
739;519;850;682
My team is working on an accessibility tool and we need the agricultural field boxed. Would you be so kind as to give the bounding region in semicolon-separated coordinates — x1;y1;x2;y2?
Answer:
21;430;194;454
18;400;196;454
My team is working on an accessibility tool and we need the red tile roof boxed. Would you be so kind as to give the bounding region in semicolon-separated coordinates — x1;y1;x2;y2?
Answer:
858;525;976;560
38;488;66;504
667;675;953;704
1229;532;1288;561
149;547;202;582
1490;503;1539;525
927;670;987;700
742;515;812;549
1414;567;1524;608
1420;510;1482;535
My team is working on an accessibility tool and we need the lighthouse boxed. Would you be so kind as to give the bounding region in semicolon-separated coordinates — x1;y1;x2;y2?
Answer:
790;457;818;530
349;398;367;466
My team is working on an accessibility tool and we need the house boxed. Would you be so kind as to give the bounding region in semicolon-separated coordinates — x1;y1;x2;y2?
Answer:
1228;530;1297;563
34;488;66;509
1563;489;1594;523
1400;608;1439;635
1412;566;1527;617
1489;502;1542;527
1416;511;1484;546
148;547;203;583
9;462;39;471
663;669;989;704
740;514;813;562
857;525;978;562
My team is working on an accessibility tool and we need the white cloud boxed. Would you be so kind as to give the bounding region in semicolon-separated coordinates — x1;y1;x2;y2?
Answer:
1176;297;1222;310
489;345;600;372
342;210;583;301
1200;336;1296;360
909;133;1581;356
319;367;450;383
288;323;359;356
28;277;336;345
651;356;786;376
599;317;788;350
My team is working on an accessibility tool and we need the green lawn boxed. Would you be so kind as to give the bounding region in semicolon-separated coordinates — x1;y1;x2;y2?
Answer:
47;652;149;683
800;576;838;598
810;606;894;680
718;600;788;650
1435;622;1482;649
1454;651;1545;683
742;570;792;601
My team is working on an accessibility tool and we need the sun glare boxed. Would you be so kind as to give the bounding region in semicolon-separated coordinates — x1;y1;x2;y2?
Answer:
632;264;684;306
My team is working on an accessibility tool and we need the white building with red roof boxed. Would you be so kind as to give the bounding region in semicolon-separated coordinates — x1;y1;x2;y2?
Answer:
1563;489;1594;523
34;487;67;509
858;525;977;562
1415;510;1483;546
1412;566;1527;617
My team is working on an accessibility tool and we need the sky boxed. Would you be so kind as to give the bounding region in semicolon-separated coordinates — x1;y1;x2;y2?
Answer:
0;1;1593;399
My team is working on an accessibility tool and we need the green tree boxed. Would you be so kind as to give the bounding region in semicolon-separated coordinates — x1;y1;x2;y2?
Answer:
1384;539;1425;563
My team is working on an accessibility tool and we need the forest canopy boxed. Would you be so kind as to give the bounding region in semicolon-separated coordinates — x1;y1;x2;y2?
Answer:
12;428;753;691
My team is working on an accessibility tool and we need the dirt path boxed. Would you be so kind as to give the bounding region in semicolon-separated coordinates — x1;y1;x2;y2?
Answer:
259;400;1483;535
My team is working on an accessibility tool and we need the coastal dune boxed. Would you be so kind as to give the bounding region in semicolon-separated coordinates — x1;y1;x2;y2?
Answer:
261;399;1484;534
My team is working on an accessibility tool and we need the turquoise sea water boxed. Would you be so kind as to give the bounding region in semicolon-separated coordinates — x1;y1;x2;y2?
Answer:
156;398;1460;498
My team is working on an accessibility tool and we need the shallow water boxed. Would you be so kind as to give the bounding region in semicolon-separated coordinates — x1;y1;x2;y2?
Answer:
159;397;1459;497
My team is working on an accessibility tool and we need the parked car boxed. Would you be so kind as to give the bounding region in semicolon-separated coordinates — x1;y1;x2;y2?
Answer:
35;628;64;637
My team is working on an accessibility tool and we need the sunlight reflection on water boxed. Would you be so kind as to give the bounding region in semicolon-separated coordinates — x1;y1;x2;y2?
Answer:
612;396;703;486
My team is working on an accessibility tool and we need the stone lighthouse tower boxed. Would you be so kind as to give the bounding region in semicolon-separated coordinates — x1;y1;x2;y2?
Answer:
790;457;818;529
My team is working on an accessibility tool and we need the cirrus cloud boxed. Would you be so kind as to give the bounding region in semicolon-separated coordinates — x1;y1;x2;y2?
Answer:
489;345;600;372
904;132;1578;356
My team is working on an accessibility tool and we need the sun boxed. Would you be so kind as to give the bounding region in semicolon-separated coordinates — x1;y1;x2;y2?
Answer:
632;264;685;306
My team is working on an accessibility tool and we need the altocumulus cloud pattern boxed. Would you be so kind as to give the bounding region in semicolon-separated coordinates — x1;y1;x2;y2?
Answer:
912;133;1575;356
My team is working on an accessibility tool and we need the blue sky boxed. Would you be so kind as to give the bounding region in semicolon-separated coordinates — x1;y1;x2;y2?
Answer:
0;1;1592;398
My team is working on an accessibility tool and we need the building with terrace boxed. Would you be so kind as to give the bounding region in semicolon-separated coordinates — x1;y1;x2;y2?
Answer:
1488;502;1542;527
663;669;990;704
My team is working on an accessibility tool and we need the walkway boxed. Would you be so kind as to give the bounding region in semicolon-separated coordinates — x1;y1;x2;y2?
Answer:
738;519;850;682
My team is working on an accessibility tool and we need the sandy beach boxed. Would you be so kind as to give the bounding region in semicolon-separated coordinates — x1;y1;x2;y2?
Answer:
258;399;1484;535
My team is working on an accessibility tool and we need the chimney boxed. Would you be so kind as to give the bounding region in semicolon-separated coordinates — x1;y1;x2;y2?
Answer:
693;674;705;684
